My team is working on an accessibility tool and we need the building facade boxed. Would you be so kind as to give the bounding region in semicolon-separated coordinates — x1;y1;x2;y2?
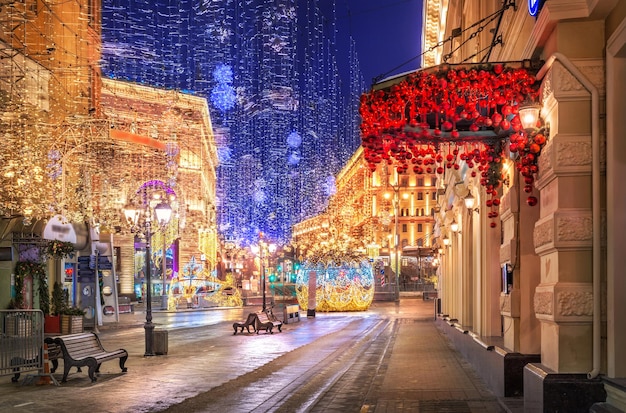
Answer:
420;0;626;411
292;146;437;296
0;0;101;309
99;78;219;299
0;1;219;315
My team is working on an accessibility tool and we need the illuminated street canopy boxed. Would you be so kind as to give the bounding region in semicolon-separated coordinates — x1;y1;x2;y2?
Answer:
359;62;548;220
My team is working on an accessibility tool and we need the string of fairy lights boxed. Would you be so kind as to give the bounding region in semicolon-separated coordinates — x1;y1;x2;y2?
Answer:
101;0;364;244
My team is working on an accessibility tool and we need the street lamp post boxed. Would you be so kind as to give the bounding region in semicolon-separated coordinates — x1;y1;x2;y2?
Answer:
124;200;172;357
161;237;168;310
393;187;400;300
252;239;276;311
383;178;402;300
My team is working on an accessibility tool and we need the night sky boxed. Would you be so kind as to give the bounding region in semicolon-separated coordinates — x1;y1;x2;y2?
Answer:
333;0;423;89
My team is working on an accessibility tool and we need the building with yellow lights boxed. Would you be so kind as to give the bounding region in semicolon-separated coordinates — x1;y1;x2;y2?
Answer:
99;78;219;300
0;0;219;315
292;146;437;296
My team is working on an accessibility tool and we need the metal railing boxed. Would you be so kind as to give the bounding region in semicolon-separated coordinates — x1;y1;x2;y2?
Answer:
399;281;436;292
1;310;44;380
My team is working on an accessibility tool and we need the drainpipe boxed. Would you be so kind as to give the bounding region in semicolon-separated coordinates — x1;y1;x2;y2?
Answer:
536;53;601;379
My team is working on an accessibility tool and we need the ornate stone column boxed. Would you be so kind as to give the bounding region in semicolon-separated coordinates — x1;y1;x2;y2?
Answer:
500;179;541;354
532;57;604;374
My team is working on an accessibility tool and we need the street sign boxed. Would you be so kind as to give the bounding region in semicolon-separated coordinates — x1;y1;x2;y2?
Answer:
98;256;113;270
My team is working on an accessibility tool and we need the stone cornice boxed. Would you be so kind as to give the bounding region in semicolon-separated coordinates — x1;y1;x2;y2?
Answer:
534;282;594;322
522;0;594;58
543;59;606;101
534;209;593;254
536;133;597;190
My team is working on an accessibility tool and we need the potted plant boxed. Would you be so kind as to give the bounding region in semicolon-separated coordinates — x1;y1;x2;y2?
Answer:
45;282;66;334
61;302;85;334
34;267;54;334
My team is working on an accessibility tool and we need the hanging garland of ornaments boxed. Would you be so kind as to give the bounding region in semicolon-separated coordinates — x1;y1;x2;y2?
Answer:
359;62;547;225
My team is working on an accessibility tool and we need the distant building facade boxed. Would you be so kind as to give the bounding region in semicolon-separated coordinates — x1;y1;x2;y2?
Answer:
292;146;437;296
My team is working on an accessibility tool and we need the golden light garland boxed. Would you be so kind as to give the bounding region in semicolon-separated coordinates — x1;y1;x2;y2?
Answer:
0;98;56;223
167;260;242;310
296;250;374;312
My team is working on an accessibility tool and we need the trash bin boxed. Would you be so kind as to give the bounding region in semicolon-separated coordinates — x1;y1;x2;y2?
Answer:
283;304;300;324
153;330;168;355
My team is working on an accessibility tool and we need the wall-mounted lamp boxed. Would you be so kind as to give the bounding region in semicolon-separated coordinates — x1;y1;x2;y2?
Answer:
519;102;541;130
443;235;451;246
450;220;459;233
464;193;480;214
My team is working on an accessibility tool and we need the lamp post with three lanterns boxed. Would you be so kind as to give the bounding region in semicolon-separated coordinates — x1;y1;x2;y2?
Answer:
123;198;172;357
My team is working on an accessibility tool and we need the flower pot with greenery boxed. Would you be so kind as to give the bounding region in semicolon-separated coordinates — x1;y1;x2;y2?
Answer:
61;300;85;334
61;306;85;334
35;267;58;334
44;282;66;334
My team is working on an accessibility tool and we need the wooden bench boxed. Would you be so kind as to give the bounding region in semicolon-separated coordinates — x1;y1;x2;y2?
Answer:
53;332;128;382
233;313;258;334
255;309;283;334
44;337;66;376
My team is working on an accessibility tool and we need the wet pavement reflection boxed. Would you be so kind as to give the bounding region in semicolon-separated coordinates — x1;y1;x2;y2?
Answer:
0;298;505;413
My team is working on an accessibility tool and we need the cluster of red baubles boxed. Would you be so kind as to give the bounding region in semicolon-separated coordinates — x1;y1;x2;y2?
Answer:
359;64;545;226
509;129;547;208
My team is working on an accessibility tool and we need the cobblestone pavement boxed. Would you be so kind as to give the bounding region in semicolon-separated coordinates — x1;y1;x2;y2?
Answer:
0;297;509;413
